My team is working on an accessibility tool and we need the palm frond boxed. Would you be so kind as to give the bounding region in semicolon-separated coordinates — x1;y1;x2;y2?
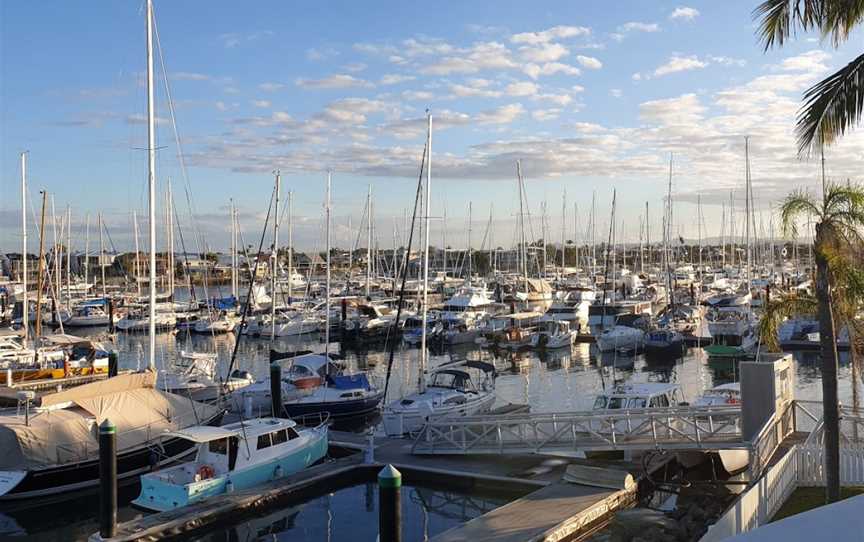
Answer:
820;0;864;47
758;293;818;351
753;0;826;49
796;52;864;156
779;190;821;237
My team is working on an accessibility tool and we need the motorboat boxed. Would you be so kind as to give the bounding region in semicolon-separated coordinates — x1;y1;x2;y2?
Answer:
157;350;254;403
132;416;327;512
192;312;240;334
704;305;758;358
531;320;576;349
382;360;497;436
239;353;384;419
116;307;177;332
546;288;595;332
678;383;748;474
595;324;645;353
644;328;686;358
0;372;224;500
65;303;113;327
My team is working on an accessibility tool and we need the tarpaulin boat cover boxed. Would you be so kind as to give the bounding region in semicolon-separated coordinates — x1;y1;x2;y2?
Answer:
0;372;220;470
328;373;371;390
207;296;237;310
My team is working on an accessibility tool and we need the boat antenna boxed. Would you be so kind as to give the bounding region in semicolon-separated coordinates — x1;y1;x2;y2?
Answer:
224;184;277;380
382;139;428;402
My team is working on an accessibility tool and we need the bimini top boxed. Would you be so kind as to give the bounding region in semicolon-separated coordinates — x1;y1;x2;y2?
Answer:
165;425;240;443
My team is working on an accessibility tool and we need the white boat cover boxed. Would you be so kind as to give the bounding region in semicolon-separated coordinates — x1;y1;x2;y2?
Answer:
0;372;221;470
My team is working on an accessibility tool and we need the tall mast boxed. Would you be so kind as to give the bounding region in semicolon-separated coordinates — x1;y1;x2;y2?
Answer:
516;160;528;292
20;153;28;344
442;204;447;279
591;191;597;278
467;201;473;282
35;191;47;357
84;213;90;288
133;211;141;297
167;177;174;297
645;201;649;268
230;199;237;299
51;196;59;308
744;137;752;293
146;0;157;369
541;201;547;279
271;171;280;340
366;184;372;297
65;205;71;307
419;113;432;395
287;190;293;302
325;172;331;355
561;189;566;278
99;213;106;298
698;195;703;275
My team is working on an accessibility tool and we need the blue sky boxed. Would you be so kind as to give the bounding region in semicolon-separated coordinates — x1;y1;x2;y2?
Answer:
2;1;863;252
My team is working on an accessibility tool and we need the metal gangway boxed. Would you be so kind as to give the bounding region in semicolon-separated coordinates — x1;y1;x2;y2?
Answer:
411;405;747;456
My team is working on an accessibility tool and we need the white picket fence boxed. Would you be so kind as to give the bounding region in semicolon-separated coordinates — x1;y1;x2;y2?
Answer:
700;444;864;541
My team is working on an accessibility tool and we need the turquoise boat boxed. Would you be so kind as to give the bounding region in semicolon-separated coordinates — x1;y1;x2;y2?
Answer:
132;417;327;512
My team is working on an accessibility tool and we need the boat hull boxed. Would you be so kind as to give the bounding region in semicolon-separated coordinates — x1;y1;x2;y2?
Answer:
283;391;384;419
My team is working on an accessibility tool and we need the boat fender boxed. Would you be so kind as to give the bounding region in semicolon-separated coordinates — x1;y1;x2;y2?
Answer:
197;465;215;479
274;465;283;479
225;479;234;493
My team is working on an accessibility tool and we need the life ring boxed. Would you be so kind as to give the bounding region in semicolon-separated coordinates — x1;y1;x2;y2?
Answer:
198;465;215;479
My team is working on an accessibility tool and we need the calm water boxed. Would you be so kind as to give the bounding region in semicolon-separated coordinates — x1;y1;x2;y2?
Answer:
3;292;858;540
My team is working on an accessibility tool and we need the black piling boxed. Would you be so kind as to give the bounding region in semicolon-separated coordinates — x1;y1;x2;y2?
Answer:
378;464;402;542
98;419;117;539
108;352;118;377
51;298;57;325
270;362;282;418
107;298;115;333
341;298;347;322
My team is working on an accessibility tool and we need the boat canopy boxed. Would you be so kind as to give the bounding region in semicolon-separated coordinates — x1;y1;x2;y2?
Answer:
464;360;495;374
42;334;94;346
164;425;240;443
0;372;221;471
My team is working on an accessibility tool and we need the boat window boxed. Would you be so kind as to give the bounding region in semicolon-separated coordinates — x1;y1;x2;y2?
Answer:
209;438;228;455
608;397;625;409
651;395;669;408
627;398;647;408
286;427;300;440
593;396;608;409
443;396;467;406
271;429;288;445
257;433;272;450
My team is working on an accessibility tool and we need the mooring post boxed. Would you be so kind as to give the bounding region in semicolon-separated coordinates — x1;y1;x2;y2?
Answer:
270;362;282;418
378;464;402;542
99;419;117;539
244;393;253;419
341;298;347;322
365;427;375;463
51;297;57;325
107;298;115;333
108;352;118;378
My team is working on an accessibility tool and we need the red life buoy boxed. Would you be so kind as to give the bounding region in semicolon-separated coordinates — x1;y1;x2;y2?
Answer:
198;465;215;479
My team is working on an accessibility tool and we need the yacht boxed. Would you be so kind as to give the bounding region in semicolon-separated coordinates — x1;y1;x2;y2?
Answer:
704;305;758;358
644;328;686;358
382;360;496;436
157;351;254;403
678;383;748;474
531;320;576;349
116;307;177;332
546;288;595;332
595;316;646;353
65;303;114;327
132;416;327;512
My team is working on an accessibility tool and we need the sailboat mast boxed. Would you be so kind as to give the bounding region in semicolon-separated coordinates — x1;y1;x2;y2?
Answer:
230;199;237;299
419;113;432;395
35;191;47;357
366;184;372;297
133;211;141;297
325;172;331;355
467;201;473;282
698;195;703;275
167;178;174;297
561;189;566;277
145;0;157;369
591;191;596;277
99;213;106;298
51;196;59;308
65;205;71;307
271;171;280;340
516;160;528;293
84;213;90;289
20;153;28;344
287;190;293;302
744;137;752;292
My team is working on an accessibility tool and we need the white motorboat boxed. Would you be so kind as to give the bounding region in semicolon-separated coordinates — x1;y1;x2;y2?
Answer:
116;307;177;332
532;319;576;349
595;325;645;352
157;350;254;403
678;383;748;474
382;360;497;436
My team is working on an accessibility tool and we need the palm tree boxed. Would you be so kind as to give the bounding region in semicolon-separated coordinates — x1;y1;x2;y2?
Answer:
772;182;864;501
755;0;864;155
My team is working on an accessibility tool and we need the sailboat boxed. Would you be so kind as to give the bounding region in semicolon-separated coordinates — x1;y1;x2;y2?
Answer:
240;173;384;419
382;114;497;437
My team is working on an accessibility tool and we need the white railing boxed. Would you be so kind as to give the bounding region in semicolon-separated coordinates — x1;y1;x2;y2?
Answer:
412;405;744;455
700;443;864;541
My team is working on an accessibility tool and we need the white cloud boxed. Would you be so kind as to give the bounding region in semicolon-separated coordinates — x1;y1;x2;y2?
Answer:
220;30;274;49
518;42;569;63
523;62;581;79
511;25;591;45
171;72;210;81
125;113;167;125
506;81;539;97
380;74;416;85
632;73;643;81
670;7;699;21
421;41;516;75
779;50;831;72
449;82;503;98
295;74;374;89
610;89;623;98
654;54;708;77
258;82;284;92
215;101;228;112
402;90;436;101
306;47;338;61
639;93;704;124
532;108;561;121
535;93;572;106
571;85;585;93
575;55;602;69
614;22;661;40
343;62;368;73
475;103;525;124
708;55;747;67
251;100;271;108
321;98;387;124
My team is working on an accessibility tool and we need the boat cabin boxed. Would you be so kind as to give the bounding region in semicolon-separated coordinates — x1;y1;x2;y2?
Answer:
593;383;684;410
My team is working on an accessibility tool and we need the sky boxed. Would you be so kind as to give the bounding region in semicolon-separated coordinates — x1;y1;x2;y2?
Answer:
2;1;864;253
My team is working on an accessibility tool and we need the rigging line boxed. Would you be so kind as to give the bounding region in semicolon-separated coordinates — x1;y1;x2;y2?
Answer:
225;184;277;380
171;192;197;302
382;141;427;403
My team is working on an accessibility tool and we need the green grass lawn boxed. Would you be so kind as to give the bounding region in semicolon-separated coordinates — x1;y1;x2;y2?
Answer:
771;487;864;522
